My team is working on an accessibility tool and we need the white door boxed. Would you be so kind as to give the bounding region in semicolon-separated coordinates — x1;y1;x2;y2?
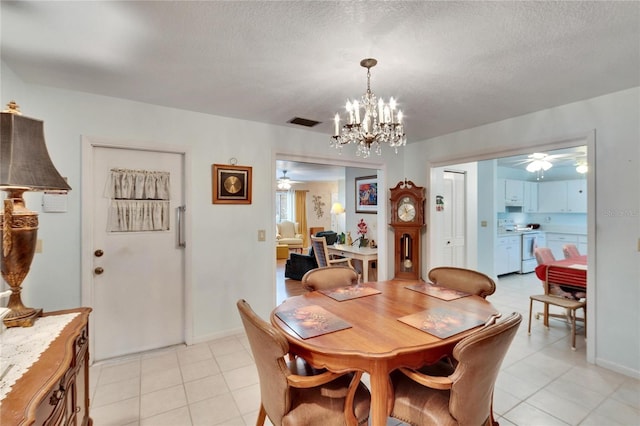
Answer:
442;171;466;266
88;144;185;361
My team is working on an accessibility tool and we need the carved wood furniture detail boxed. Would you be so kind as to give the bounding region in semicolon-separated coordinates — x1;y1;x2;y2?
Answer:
1;308;92;425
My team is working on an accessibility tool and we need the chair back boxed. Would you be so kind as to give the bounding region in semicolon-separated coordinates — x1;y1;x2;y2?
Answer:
562;244;580;259
310;236;331;267
427;267;496;298
448;312;522;424
534;247;555;265
236;299;290;425
301;266;359;291
277;220;298;238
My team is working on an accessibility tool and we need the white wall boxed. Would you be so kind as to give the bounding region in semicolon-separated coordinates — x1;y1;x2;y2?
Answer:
405;87;640;378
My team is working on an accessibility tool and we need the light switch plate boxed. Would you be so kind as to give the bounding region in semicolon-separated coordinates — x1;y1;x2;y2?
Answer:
258;229;266;241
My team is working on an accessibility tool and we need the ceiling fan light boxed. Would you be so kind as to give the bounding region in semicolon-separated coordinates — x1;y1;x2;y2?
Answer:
526;159;552;173
526;162;540;172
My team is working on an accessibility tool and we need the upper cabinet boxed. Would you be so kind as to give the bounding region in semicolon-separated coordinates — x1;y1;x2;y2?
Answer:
523;181;538;213
538;180;587;213
504;179;524;206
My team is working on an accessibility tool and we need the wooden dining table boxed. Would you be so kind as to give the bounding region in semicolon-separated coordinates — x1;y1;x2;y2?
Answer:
271;280;499;426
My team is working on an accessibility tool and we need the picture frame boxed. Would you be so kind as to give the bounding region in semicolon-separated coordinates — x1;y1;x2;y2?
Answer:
355;175;378;213
212;164;252;204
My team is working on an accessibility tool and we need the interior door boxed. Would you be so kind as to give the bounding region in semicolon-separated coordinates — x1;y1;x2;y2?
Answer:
90;144;185;361
442;170;466;267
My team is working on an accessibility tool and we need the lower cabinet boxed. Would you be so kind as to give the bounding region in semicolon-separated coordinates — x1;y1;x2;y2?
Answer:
495;236;521;275
546;233;587;259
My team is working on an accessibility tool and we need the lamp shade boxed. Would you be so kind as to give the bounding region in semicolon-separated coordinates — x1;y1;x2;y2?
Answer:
1;112;71;191
331;202;345;214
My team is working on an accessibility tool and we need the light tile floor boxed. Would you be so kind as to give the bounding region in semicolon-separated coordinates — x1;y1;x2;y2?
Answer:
89;267;640;425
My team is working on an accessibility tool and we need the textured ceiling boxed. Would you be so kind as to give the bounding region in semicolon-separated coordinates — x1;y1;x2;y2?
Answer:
2;1;639;146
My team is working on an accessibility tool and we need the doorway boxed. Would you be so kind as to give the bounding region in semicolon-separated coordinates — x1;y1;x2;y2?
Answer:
274;156;385;302
441;170;467;267
82;137;189;362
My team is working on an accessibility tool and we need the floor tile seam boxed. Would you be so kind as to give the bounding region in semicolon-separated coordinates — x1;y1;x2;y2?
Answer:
558;367;628;399
138;383;189;421
527;378;599;424
604;381;640;413
501;400;572;426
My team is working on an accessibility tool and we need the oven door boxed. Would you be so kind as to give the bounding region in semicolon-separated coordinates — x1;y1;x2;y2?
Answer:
520;233;538;273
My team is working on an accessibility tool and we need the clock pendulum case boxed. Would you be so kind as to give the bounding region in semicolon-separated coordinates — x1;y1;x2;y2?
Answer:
389;179;426;280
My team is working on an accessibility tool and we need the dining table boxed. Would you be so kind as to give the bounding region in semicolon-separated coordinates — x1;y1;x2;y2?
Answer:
327;243;378;283
271;280;499;426
535;254;587;292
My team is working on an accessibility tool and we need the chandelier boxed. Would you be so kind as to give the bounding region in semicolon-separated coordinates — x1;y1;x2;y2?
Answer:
330;58;406;158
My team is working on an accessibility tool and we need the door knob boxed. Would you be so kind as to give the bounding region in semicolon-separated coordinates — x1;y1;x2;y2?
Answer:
94;267;104;275
94;249;104;257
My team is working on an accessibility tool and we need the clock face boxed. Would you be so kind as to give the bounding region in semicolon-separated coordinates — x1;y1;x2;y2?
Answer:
223;175;242;194
398;197;416;222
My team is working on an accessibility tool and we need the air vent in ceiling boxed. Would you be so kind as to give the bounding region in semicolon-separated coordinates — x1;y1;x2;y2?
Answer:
288;117;321;127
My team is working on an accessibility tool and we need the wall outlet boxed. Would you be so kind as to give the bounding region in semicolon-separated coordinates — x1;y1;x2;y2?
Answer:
35;239;43;253
258;229;266;242
481;220;487;227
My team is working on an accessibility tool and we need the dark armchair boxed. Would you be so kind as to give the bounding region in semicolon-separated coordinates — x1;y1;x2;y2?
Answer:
285;231;337;280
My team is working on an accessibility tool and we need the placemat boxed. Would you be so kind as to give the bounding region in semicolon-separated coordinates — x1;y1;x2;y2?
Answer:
319;285;381;301
405;282;470;301
275;305;351;339
398;307;485;339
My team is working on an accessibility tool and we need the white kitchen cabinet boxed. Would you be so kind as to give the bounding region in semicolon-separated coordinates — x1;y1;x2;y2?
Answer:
546;232;587;259
505;179;524;206
538;180;587;213
523;181;538;212
495;235;521;275
578;235;588;255
566;180;587;213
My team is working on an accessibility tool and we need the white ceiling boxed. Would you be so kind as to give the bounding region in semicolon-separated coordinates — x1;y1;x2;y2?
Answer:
2;1;639;149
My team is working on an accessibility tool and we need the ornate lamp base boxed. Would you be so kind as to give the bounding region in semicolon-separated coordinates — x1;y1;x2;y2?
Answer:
1;190;41;328
3;307;43;327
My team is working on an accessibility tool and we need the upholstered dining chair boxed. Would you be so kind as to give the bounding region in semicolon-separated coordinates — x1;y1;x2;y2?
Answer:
236;299;371;426
562;243;581;259
310;236;355;269
389;312;522;426
301;266;359;291
427;266;496;298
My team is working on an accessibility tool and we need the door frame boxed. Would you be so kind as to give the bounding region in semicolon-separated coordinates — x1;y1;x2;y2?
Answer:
425;130;596;363
81;136;193;362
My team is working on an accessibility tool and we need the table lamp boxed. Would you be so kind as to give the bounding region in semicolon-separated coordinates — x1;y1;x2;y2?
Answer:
0;101;71;327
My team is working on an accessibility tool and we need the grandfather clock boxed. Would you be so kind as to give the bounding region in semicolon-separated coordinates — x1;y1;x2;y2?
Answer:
390;179;426;280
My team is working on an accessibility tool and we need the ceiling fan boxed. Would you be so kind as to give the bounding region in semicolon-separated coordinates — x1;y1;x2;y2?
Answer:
514;151;581;171
277;170;301;189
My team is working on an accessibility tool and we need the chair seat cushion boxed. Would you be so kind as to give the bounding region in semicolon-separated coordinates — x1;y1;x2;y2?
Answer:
278;237;303;247
390;370;456;426
284;374;371;426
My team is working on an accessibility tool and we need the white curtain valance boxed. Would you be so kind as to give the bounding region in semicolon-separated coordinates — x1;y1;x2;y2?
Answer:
108;200;170;232
105;168;170;200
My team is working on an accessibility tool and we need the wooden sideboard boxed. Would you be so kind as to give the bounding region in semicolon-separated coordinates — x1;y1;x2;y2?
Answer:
1;307;92;426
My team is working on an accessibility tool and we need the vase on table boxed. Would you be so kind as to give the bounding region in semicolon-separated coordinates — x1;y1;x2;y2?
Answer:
359;237;369;248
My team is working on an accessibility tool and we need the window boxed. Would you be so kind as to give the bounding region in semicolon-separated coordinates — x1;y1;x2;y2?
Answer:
276;190;292;223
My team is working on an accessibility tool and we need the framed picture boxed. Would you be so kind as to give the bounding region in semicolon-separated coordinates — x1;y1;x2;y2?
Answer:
355;175;378;213
212;164;252;204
